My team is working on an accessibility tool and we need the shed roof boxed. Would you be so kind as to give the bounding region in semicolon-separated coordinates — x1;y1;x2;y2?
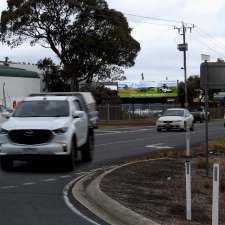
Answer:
0;65;39;78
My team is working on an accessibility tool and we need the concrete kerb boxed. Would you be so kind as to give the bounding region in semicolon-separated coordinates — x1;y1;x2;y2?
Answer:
73;159;168;225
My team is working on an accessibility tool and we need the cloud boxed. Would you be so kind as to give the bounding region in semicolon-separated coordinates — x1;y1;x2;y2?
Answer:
183;0;223;15
0;44;58;64
0;0;225;82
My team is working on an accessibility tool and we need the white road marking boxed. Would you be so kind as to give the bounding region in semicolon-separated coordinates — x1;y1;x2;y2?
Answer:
23;182;36;186
96;128;208;147
145;143;174;149
60;175;72;179
96;128;153;136
63;176;101;225
75;171;91;175
43;178;56;182
1;185;17;189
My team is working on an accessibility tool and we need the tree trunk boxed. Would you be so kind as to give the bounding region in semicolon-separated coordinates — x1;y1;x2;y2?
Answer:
70;78;79;91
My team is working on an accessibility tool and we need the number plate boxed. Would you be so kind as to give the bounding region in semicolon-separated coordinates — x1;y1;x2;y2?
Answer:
23;148;38;153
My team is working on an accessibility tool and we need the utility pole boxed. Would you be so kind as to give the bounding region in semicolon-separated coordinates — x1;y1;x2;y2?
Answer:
175;22;195;108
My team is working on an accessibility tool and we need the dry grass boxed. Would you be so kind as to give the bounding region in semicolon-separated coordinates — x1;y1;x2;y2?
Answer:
101;140;225;225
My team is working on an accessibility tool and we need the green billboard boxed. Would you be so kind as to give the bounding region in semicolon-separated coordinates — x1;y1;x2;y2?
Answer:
118;81;178;98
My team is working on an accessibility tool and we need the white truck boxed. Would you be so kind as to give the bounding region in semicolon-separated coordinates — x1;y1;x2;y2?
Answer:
0;92;98;171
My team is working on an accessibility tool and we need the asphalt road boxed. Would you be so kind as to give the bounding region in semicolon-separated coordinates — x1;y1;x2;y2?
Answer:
0;121;224;225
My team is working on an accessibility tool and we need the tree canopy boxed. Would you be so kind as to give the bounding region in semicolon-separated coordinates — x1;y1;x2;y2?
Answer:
1;0;141;90
178;75;200;106
37;58;70;92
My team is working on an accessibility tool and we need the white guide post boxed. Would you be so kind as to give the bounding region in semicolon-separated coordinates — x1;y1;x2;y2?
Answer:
185;160;192;221
186;128;190;157
212;163;220;225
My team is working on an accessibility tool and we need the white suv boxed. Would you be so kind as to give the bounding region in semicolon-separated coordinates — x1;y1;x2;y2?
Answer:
0;95;95;171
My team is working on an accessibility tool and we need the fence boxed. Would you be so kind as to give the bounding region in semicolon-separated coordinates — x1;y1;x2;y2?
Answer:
97;104;224;121
97;104;177;121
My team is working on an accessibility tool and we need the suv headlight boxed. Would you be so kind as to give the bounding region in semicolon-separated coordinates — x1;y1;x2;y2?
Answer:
0;128;9;135
53;127;68;134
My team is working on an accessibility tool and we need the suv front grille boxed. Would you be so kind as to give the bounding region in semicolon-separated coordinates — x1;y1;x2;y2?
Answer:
8;130;53;145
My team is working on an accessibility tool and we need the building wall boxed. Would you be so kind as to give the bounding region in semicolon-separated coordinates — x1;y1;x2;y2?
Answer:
0;62;45;92
0;76;40;108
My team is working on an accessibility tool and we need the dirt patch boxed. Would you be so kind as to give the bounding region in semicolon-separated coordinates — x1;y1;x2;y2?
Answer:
101;146;225;225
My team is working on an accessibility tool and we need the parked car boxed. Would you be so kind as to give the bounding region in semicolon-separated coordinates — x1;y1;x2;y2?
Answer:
189;107;210;123
156;108;194;131
0;92;98;171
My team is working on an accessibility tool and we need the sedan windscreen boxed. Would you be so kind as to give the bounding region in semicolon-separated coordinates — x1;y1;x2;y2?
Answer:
163;110;184;117
13;100;69;117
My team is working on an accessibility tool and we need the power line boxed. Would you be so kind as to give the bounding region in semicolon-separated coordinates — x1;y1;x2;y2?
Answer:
192;36;225;58
194;30;225;55
195;27;225;50
132;20;175;28
124;12;184;24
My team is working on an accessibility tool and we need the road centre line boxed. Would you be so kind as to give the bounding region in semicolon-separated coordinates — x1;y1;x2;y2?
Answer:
96;128;153;136
43;178;57;182
1;185;17;189
96;126;225;148
60;175;72;179
96;132;188;147
23;182;36;186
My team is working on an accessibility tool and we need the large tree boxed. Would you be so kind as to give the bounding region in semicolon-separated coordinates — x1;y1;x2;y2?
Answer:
178;75;200;106
1;0;140;90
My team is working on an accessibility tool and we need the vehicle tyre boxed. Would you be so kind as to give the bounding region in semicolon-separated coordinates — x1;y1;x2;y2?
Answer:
81;129;94;163
182;122;187;132
0;157;13;171
190;123;194;131
157;127;162;132
65;137;77;171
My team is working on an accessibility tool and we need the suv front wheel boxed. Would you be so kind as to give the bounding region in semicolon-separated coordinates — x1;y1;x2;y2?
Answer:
81;129;94;163
65;137;77;171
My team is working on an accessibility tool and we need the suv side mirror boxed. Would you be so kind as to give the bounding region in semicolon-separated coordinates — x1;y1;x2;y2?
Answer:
72;111;85;119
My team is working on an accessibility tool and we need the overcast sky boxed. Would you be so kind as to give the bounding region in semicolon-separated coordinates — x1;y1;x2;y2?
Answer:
1;0;225;82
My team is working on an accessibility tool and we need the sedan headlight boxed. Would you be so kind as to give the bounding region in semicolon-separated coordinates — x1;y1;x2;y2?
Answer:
53;127;68;134
173;120;183;123
0;128;9;135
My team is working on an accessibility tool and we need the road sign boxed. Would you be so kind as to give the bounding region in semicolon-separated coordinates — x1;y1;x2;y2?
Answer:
201;54;210;62
201;62;225;89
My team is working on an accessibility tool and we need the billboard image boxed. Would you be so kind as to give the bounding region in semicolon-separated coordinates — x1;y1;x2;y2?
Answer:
118;81;177;98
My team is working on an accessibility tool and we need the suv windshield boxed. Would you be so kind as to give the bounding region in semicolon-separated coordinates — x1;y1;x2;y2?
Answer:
13;100;69;117
163;110;184;117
